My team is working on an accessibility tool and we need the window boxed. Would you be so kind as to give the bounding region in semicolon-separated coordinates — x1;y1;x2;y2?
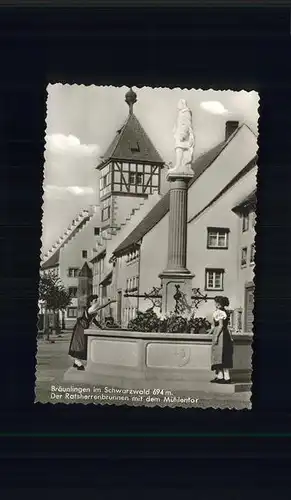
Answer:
67;307;78;318
205;269;224;291
94;227;100;236
129;171;144;186
242;213;249;232
129;172;136;185
68;268;79;278
137;173;143;185
68;287;78;298
207;228;229;249
102;206;111;221
241;247;247;267
101;199;111;222
105;173;110;186
126;276;139;292
126;250;139;263
82;250;88;259
250;243;255;264
100;173;110;188
130;141;140;153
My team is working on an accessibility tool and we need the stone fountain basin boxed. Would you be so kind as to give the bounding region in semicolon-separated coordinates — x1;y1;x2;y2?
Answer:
64;328;252;394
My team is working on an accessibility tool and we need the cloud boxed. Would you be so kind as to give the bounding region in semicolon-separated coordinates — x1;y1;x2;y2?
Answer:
200;101;229;115
44;185;95;199
45;133;100;157
66;186;94;195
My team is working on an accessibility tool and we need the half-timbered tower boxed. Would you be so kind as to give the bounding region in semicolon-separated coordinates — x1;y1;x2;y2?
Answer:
96;88;165;232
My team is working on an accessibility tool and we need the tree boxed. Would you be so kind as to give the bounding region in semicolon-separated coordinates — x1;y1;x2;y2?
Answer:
39;274;72;337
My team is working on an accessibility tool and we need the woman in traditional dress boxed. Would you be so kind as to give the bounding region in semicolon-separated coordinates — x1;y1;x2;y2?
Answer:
69;294;115;370
210;296;233;384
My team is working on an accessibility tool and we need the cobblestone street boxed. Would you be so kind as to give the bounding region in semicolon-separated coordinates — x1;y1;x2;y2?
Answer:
35;333;73;402
35;334;251;410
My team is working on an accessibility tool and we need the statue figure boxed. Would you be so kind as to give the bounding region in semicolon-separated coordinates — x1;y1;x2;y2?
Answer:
168;99;195;176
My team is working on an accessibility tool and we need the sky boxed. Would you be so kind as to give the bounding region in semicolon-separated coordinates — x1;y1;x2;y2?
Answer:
41;84;259;254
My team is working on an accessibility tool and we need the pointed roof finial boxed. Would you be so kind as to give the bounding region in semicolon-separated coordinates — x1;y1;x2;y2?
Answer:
125;87;137;115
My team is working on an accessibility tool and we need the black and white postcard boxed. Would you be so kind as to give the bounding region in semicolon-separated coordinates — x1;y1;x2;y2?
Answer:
35;84;258;409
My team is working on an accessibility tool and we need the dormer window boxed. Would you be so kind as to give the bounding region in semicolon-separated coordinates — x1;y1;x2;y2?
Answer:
130;141;140;153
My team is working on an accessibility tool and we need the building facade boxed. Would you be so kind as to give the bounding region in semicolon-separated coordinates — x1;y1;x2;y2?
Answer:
40;206;101;328
91;88;165;321
232;190;256;332
110;122;257;330
40;89;257;335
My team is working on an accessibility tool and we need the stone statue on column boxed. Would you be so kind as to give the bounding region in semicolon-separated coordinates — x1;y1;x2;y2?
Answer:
167;99;195;178
159;99;195;316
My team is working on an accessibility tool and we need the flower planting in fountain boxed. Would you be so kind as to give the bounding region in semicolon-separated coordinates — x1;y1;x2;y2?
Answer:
127;286;211;334
127;309;211;334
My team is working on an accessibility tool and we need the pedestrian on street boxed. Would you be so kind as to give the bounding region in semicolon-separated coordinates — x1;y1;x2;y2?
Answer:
210;295;233;384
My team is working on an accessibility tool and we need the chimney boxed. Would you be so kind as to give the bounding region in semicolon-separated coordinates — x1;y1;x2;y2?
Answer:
225;120;239;141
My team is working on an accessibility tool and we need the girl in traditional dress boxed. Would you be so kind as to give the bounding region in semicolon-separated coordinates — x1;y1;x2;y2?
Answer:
68;294;115;371
210;296;233;384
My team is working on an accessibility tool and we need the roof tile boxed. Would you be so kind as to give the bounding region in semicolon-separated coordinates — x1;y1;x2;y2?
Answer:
97;113;164;168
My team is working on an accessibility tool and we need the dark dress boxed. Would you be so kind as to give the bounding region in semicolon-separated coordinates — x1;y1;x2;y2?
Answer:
211;310;233;371
68;308;101;361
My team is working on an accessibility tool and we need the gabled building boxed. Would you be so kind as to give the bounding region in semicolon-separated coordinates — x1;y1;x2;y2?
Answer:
96;88;165;233
40;205;101;328
109;121;258;330
91;88;166;319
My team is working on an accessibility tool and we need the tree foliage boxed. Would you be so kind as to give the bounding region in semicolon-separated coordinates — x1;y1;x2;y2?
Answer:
39;274;72;312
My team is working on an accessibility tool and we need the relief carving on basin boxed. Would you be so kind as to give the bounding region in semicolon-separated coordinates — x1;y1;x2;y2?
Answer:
146;342;211;369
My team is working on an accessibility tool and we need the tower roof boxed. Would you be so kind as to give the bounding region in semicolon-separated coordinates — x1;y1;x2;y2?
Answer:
97;89;164;170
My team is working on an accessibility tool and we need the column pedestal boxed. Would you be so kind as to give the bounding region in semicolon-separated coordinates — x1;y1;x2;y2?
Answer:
159;170;194;316
159;271;194;317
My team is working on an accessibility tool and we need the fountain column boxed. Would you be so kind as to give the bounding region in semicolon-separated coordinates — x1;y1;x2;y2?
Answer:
159;98;195;316
159;171;194;316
